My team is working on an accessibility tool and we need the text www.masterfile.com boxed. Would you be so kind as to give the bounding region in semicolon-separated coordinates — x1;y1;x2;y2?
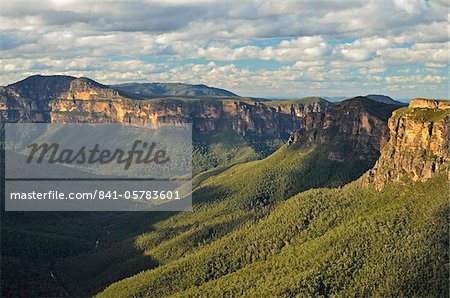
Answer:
9;190;182;200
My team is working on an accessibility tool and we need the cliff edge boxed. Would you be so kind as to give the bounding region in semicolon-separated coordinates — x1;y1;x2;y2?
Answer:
365;98;450;190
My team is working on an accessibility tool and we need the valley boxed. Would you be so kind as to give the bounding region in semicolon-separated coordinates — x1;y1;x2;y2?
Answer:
0;75;448;297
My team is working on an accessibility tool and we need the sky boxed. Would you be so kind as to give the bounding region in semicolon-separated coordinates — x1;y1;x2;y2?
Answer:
0;0;449;99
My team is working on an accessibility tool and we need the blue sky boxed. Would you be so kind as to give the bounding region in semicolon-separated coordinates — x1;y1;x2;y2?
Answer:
0;0;448;99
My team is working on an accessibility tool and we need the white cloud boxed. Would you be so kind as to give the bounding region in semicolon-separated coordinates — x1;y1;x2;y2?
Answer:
359;68;386;75
0;0;449;98
378;42;449;65
385;74;446;83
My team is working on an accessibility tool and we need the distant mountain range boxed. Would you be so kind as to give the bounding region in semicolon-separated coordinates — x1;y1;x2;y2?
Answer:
0;75;238;99
2;75;408;105
365;94;407;105
324;94;406;105
113;82;238;97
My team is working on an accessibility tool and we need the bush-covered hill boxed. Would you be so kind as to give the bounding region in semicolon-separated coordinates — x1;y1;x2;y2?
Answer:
98;174;449;297
49;136;372;296
1;97;399;297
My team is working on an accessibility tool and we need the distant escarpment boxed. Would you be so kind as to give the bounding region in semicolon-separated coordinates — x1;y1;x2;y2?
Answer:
287;96;401;165
0;75;331;138
49;98;307;137
1;75;124;122
365;99;450;190
64;77;122;101
0;75;76;122
264;97;331;118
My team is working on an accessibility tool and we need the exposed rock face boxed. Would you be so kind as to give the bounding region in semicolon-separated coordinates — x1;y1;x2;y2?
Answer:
365;98;450;190
0;75;75;122
63;78;121;101
287;97;399;164
1;75;324;138
409;98;450;110
49;98;306;137
266;98;331;118
3;75;75;109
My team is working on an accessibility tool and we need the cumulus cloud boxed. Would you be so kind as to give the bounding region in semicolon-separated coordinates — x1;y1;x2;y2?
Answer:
0;0;448;98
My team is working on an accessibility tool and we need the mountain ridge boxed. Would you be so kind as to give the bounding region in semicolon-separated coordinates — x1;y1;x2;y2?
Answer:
1;75;238;100
113;82;238;97
365;94;406;106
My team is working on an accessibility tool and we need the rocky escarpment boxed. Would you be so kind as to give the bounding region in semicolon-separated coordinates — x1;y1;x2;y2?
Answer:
364;99;450;190
63;77;122;101
1;75;123;122
287;97;400;164
0;75;76;122
49;98;307;138
265;98;331;118
2;75;75;109
1;75;327;138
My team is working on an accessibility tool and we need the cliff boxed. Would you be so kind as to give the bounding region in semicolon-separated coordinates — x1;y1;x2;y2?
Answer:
287;96;399;164
265;97;331;118
365;98;450;190
1;75;330;138
49;98;307;138
0;75;75;122
63;77;122;101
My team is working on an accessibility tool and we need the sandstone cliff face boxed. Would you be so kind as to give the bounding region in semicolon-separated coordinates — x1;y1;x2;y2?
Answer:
0;75;76;122
365;99;450;190
63;78;121;101
2;75;327;138
49;98;307;137
265;99;331;118
288;97;397;163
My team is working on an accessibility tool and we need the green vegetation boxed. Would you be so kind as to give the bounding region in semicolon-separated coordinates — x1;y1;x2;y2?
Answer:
193;128;284;174
112;82;237;98
409;108;450;122
392;106;450;122
67;141;372;296
0;211;173;297
51;110;111;120
1;132;372;297
2;96;448;297
98;175;449;297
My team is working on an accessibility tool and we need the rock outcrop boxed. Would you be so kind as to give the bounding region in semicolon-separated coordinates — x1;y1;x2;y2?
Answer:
63;78;122;101
49;98;308;137
0;75;75;122
287;96;399;164
265;98;331;118
1;75;329;138
365;98;450;190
